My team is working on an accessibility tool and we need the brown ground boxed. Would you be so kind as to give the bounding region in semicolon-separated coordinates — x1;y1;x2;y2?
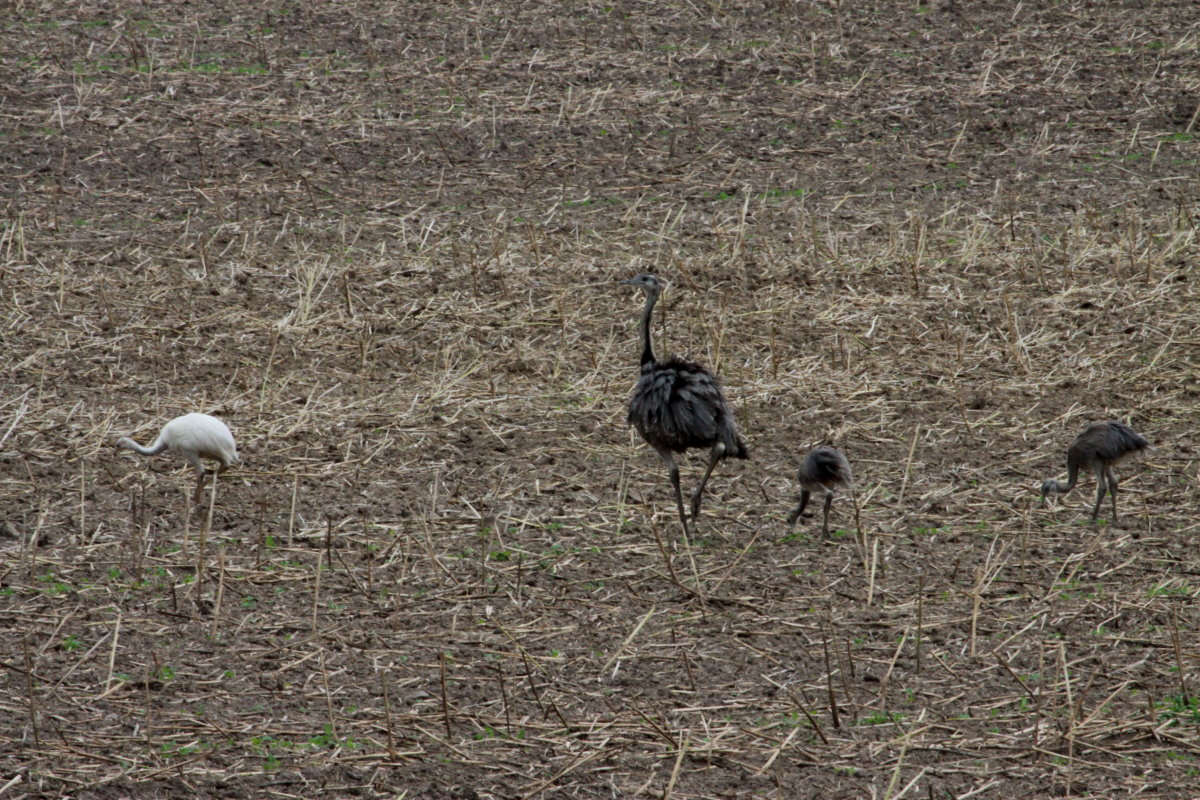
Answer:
3;1;1200;797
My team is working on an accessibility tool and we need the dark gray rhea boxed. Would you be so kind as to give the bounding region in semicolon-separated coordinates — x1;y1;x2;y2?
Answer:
1040;420;1149;524
786;446;852;538
622;273;748;539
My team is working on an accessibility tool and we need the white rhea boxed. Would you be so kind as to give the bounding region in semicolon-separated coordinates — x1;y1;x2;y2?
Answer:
116;413;241;503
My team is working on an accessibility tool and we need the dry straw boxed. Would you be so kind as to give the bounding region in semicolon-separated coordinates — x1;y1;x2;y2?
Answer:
1;1;1198;797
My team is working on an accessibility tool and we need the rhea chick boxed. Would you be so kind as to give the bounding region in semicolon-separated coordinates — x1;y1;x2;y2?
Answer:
116;413;241;503
786;446;852;538
1040;420;1148;524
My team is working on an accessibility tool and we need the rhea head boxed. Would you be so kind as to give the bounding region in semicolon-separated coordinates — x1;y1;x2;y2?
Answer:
620;273;662;295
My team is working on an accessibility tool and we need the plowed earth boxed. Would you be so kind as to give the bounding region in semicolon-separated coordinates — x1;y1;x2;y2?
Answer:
3;1;1200;798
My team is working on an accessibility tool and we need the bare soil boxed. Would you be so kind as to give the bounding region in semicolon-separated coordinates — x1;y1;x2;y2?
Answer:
3;1;1200;797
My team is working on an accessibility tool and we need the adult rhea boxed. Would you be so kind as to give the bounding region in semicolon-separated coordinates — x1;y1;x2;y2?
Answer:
116;413;241;503
621;273;748;538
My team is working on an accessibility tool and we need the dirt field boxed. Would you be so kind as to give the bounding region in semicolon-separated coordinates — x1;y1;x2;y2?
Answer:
3;1;1200;797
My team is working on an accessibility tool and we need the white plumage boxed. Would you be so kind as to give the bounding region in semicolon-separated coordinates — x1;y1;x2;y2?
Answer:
116;413;240;502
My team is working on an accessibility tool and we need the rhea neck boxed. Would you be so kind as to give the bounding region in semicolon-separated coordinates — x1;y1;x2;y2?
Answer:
116;435;168;457
637;286;661;367
1049;463;1080;495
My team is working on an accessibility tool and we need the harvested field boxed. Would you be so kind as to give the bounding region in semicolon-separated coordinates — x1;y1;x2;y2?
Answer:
3;1;1200;797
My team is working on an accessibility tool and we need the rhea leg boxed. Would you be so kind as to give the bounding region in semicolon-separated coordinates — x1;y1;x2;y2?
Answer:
190;474;208;504
1106;467;1120;524
1088;467;1106;523
690;443;726;519
658;449;691;539
785;489;811;531
180;452;209;505
821;492;834;538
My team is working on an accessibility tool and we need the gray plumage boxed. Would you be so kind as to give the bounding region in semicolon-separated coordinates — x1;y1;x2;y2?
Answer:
1040;420;1149;524
627;356;747;458
622;273;748;538
786;446;852;538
